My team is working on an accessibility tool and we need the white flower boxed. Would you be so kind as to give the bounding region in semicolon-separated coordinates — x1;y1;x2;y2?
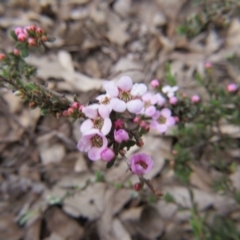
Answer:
162;85;178;98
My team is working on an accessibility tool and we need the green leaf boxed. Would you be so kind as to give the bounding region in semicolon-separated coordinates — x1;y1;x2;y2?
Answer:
20;48;29;58
106;158;116;168
15;42;27;50
163;193;175;203
10;30;18;41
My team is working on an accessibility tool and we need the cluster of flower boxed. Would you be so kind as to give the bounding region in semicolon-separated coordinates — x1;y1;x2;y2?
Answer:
14;25;47;49
77;76;180;175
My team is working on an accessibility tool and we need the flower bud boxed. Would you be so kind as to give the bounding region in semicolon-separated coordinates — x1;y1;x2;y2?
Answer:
67;107;74;115
114;129;129;143
150;79;159;88
15;27;23;36
136;138;144;147
191;95;200;103
101;148;115;162
36;27;43;35
133;182;143;191
13;48;20;56
78;105;84;111
227;83;238;92
0;53;5;60
113;119;123;129
18;33;27;42
71;102;80;109
140;121;146;127
62;110;69;116
133;117;140;123
204;62;212;69
41;36;47;42
28;38;36;46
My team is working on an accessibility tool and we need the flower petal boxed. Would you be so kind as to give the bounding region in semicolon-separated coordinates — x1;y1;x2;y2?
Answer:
161;108;171;118
110;98;126;112
131;83;147;97
162;85;171;93
103;81;119;97
99;104;111;118
142;92;152;102
157;124;168;133
166;117;175;126
127;99;143;114
88;147;102;161
101;118;112;135
77;137;92;152
117;76;133;91
145;106;156;116
80;119;94;133
82;104;99;119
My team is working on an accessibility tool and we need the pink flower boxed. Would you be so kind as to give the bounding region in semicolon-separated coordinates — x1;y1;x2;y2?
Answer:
227;83;238;92
169;96;178;105
101;148;115;162
141;92;165;117
191;95;200;103
71;102;80;109
130;153;154;175
150;79;159;88
77;129;108;161
150;108;175;133
0;53;5;60
81;105;112;136
96;94;113;118
114;129;129;143
103;76;147;114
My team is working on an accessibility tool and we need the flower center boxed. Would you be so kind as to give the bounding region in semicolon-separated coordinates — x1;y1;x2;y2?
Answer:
158;116;166;124
138;160;148;169
119;91;131;102
101;96;110;105
91;135;103;147
93;118;104;130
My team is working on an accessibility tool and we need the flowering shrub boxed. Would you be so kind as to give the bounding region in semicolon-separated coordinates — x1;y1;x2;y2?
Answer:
1;25;240;202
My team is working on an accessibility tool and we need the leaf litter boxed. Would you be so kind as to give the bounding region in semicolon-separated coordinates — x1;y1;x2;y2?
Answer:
1;0;240;239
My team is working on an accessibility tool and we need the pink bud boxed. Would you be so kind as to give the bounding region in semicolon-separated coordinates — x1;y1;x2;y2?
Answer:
173;116;179;123
133;117;140;123
144;125;150;132
36;27;43;35
140;121;146;127
227;83;238;92
15;27;23;36
67;107;74;115
41;36;47;42
29;25;37;31
0;53;5;60
133;182;143;191
114;119;124;129
136;139;144;147
101;148;115;162
191;95;200;103
169;96;178;105
150;79;159;88
63;110;69;116
204;62;212;69
18;33;27;42
28;38;36;46
114;129;129;143
71;102;80;109
13;48;20;56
